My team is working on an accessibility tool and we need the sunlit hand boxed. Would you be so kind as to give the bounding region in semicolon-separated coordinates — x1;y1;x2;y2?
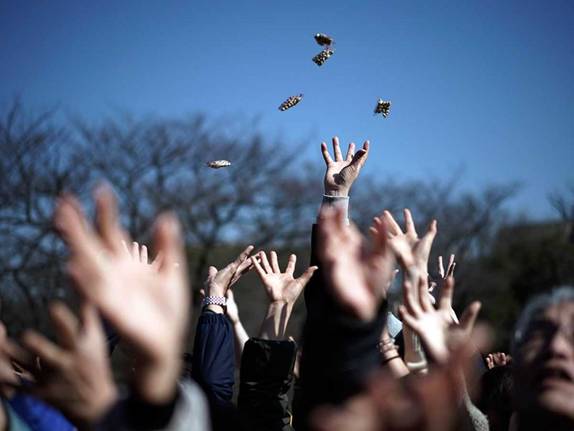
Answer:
375;209;437;274
322;136;369;197
54;185;189;404
399;276;481;364
318;207;395;321
252;251;317;305
204;246;254;299
14;302;117;428
252;251;317;340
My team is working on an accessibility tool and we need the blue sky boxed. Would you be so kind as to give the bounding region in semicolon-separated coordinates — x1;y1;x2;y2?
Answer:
1;1;573;219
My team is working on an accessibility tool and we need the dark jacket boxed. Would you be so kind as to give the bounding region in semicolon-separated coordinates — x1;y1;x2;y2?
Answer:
239;338;297;431
191;310;236;431
293;224;387;430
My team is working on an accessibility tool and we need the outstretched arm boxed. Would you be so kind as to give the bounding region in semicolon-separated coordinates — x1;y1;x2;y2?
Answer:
238;250;314;431
191;246;254;431
52;185;211;430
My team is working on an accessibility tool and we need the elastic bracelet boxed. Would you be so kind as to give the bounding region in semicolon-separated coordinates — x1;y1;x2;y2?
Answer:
382;355;401;364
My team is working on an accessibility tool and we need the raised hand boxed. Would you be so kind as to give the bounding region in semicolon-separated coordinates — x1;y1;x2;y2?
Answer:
252;251;317;339
375;209;437;274
252;251;317;305
15;302;117;428
204;246;254;307
321;136;369;197
485;352;512;369
399;275;481;364
318;207;395;321
312;327;490;431
54;185;189;404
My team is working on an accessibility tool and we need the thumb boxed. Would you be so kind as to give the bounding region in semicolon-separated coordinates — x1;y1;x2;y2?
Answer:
460;301;482;334
297;266;319;286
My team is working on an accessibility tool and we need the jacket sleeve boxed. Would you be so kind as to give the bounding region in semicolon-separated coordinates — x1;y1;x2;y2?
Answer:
238;338;297;431
190;310;236;430
293;224;387;430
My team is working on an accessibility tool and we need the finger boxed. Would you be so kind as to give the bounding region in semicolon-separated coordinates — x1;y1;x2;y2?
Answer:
259;251;273;273
403;209;417;237
320;142;333;165
153;212;187;282
438;256;445;278
49;302;79;350
345;142;356;162
131;242;140;261
447;254;456;276
3;340;36;377
398;305;419;332
349;141;369;169
236;257;254;276
251;255;267;278
297;266;318;287
94;184;127;254
460;301;482;334
54;197;103;262
447;261;456;277
207;266;218;281
439;276;455;311
285;254;297;275
121;240;130;256
417;276;433;312
151;251;164;271
332;136;343;161
402;279;422;317
418;220;438;258
270;250;281;273
232;245;255;270
383;210;402;235
21;331;64;367
140;245;148;264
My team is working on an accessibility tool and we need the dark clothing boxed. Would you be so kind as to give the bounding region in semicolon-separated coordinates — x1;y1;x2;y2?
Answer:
293;224;387;430
238;338;297;431
191;310;236;431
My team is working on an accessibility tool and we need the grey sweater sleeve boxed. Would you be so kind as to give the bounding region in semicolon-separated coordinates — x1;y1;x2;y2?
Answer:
461;391;490;431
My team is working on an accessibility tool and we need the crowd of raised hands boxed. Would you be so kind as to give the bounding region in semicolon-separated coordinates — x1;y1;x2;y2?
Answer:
0;136;572;431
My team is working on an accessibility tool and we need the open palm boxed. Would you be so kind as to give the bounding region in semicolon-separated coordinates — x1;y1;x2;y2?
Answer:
54;187;189;366
321;136;369;196
252;251;316;304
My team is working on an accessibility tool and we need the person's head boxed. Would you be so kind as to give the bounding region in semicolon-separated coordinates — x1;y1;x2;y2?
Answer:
512;286;574;423
478;364;513;431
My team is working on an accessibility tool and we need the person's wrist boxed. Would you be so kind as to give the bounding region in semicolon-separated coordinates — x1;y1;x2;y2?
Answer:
207;283;227;298
74;381;118;426
134;353;181;405
324;188;349;197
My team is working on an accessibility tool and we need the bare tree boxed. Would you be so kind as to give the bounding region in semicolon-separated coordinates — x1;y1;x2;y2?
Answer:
549;182;574;243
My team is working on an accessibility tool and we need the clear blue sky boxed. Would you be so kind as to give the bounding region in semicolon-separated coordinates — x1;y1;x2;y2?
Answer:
1;1;573;219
